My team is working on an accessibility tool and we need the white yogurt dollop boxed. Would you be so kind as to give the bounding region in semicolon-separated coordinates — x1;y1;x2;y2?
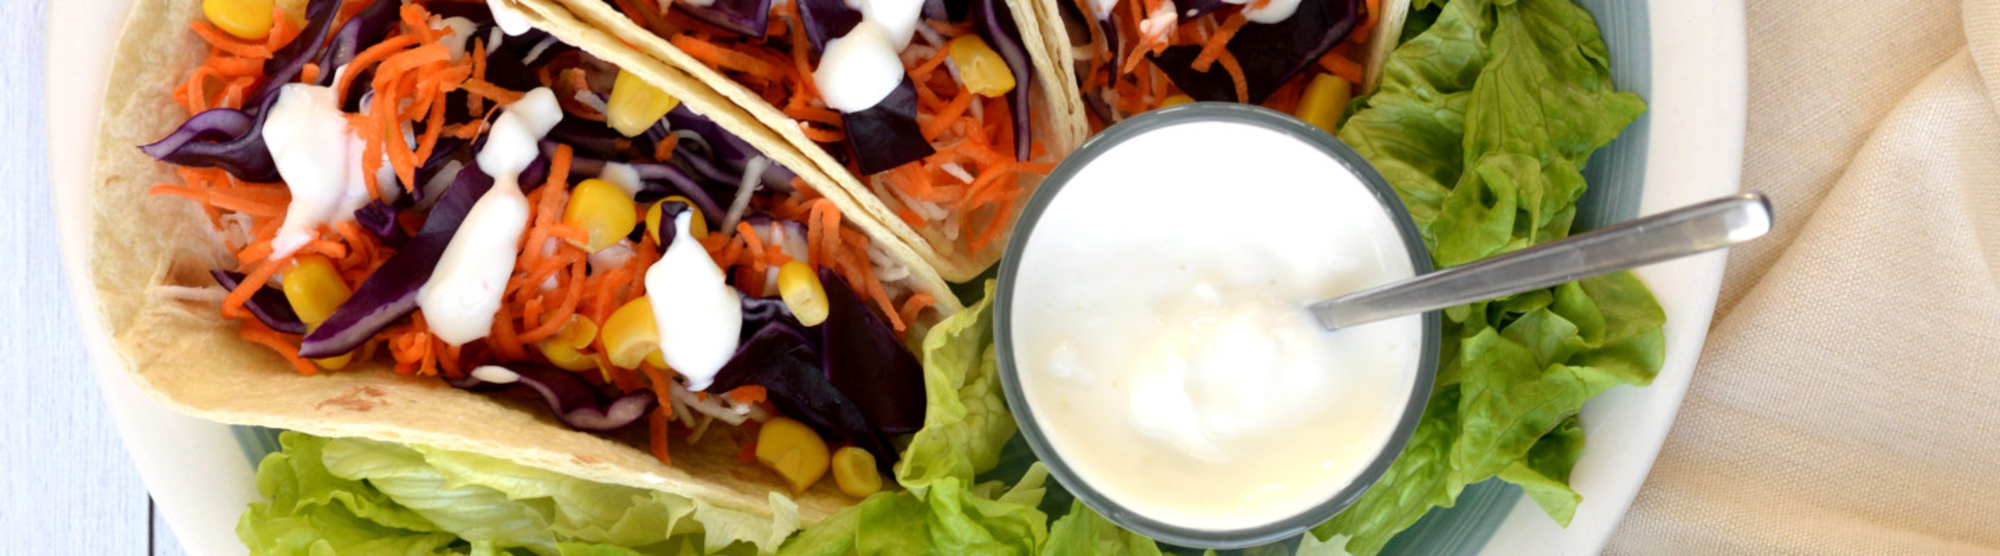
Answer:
1010;120;1421;531
262;84;370;260
417;88;562;346
646;211;742;391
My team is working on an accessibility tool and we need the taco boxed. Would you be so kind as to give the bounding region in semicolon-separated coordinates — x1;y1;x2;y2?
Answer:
539;0;1090;281
1034;0;1406;131
91;0;963;547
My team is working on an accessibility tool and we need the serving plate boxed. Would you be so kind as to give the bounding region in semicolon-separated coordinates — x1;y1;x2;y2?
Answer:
47;0;1745;554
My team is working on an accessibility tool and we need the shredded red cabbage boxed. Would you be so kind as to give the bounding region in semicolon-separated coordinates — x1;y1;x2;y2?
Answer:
839;77;935;174
298;166;494;358
211;270;306;335
681;0;774;38
972;0;1035;161
815;268;926;434
794;0;861;53
455;365;656;431
1151;0;1362;104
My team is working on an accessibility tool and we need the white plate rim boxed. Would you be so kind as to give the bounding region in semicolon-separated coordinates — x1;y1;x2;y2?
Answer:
46;1;1746;555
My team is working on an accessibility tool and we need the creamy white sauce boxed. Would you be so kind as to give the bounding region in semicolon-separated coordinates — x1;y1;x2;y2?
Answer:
417;88;563;346
436;16;479;61
814;21;907;112
1223;0;1303;23
598;161;644;197
487;0;534;36
263;84;372;260
1089;0;1118;21
471;365;522;384
646;211;742;391
1010;120;1421;531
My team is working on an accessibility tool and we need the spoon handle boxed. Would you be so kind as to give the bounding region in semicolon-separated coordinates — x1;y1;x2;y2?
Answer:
1311;192;1773;331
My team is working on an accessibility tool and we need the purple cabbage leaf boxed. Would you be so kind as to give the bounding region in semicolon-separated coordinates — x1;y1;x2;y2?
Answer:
1151;0;1362;104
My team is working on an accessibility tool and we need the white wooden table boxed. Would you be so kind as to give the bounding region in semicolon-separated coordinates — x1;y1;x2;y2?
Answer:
2;2;190;554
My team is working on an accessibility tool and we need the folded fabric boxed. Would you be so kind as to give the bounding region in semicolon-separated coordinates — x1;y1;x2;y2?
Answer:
1609;0;2000;552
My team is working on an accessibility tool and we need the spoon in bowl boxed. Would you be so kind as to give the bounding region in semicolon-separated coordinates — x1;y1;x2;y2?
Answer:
1311;192;1773;331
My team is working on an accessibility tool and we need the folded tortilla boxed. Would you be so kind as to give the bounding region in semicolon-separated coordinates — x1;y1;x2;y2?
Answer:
91;0;960;528
543;0;1091;282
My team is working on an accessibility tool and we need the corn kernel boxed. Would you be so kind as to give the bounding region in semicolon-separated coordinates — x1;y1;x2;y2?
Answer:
1158;94;1195;108
646;197;707;244
564;178;639;252
1295;73;1352;135
282;255;354;369
204;0;275;40
755;417;830;492
536;316;600;372
601;297;660;369
607;69;681;137
830;446;881;498
282;255;350;327
776;262;829;327
948;35;1016;98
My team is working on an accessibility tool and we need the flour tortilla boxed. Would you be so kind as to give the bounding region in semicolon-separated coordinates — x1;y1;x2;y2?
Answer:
90;0;959;527
544;0;1090;282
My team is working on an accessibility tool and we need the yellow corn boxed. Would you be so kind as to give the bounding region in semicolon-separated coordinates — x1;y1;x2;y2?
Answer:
830;447;881;498
646;197;707;244
204;0;275;40
776;261;829;327
755;417;830;493
282;255;353;370
607;69;681;138
601;297;660;369
535;316;600;372
1158;94;1195;108
564;178;639;252
1295;73;1352;135
948;35;1016;98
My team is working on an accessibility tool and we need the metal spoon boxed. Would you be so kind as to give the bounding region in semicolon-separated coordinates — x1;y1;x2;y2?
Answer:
1311;192;1773;331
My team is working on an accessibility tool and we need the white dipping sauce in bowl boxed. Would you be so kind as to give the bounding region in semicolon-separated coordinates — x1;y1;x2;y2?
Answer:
1000;107;1429;541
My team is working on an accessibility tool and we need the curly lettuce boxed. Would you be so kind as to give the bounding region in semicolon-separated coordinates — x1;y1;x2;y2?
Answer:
239;432;796;555
1313;0;1657;553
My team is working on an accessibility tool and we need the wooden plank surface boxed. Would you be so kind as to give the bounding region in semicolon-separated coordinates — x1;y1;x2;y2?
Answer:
0;1;165;553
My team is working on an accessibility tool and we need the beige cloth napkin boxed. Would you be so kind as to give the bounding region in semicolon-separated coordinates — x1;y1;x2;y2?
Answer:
1606;0;2000;553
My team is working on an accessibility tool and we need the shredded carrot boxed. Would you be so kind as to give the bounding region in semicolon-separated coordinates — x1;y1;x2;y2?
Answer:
237;319;318;375
190;22;274;59
222;257;287;320
460;79;524;104
726;386;767;404
333;34;421;103
1216;50;1250;103
1192;12;1249;73
797;122;845;143
299;62;321;84
922;88;977;140
1317;49;1365;85
783;103;844;127
898;293;936;327
807;199;839;269
670;35;784;78
647;406;672;465
652;134;680;162
1349;0;1381;45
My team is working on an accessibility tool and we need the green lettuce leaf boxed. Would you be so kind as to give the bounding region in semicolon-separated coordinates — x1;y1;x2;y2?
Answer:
1040;501;1163;556
1316;0;1659;553
898;281;1017;495
240;432;792;556
1495;416;1587;525
778;466;1052;556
